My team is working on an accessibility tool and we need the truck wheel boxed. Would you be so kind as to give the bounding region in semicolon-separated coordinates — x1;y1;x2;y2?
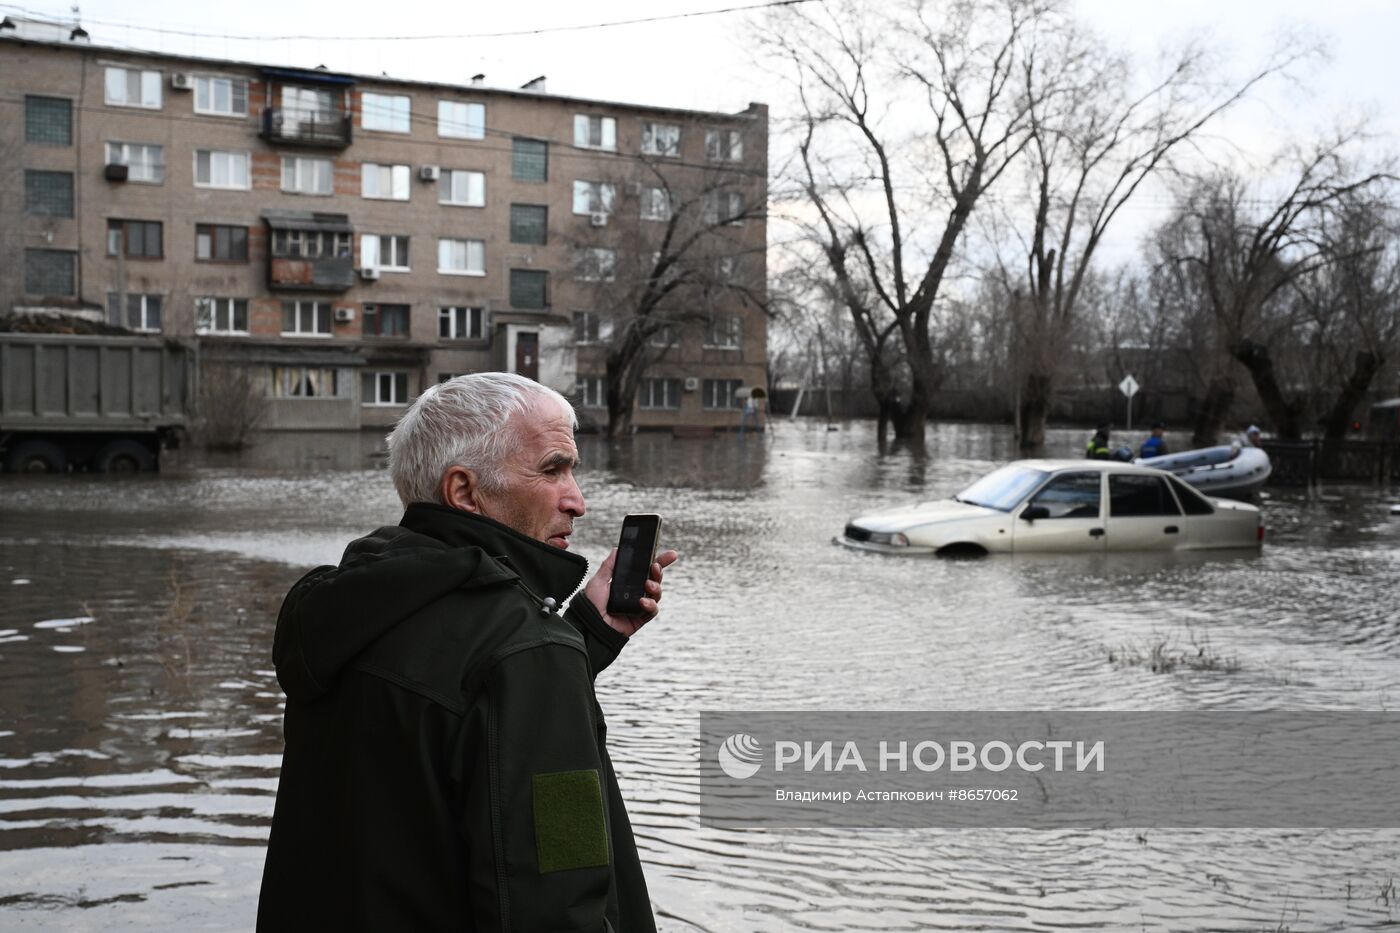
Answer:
95;440;156;473
7;440;68;474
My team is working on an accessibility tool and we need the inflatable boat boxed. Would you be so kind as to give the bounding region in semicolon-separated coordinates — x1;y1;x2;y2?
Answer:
1137;445;1271;501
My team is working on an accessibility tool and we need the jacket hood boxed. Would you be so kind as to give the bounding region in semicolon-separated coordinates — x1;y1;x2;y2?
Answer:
272;503;589;702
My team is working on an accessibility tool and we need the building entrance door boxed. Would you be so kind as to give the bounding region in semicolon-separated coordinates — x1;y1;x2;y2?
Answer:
515;332;538;381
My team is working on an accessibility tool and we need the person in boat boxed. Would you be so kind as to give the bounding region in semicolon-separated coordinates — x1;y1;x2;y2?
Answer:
1086;423;1113;460
1139;422;1168;459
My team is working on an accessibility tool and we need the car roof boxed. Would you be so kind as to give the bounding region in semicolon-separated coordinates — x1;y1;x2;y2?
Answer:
1008;459;1171;477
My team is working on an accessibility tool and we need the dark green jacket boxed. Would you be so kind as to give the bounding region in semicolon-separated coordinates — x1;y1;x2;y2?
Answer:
258;503;655;933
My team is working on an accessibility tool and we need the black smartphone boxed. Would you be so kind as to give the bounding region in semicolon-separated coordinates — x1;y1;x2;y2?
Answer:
607;513;663;616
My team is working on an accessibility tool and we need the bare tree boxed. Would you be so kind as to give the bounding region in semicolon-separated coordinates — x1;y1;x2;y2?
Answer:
1002;22;1307;450
763;0;1048;449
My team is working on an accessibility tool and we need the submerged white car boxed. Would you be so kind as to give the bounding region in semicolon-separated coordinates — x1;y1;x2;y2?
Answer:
840;460;1263;555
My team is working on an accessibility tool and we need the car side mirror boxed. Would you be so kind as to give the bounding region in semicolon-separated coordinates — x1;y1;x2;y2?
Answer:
1021;505;1049;522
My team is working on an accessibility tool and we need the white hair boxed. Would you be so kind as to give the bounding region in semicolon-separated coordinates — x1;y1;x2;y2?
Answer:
386;372;577;507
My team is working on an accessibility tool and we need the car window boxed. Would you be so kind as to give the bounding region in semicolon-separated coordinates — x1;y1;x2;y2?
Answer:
956;465;1048;512
1109;474;1182;517
1168;476;1214;515
1028;472;1101;519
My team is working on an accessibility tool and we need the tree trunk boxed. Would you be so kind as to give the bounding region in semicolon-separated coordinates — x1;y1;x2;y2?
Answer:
1191;372;1236;447
893;396;928;448
1320;351;1381;443
1231;339;1305;440
1016;370;1052;452
604;328;648;439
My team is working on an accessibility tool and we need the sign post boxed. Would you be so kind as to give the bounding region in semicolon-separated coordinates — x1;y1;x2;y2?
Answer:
1118;375;1140;431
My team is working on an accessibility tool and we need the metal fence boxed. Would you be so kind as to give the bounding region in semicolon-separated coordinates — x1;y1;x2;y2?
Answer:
1264;440;1399;486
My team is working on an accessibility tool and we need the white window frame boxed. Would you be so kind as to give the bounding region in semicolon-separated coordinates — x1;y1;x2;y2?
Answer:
440;169;486;207
268;366;348;399
573;248;617;283
705;313;743;349
193;149;251;190
639;377;682;410
361;93;412;134
361;163;411;201
437;238;485;276
281;156;333;196
641;121;681;157
360;234;410;272
106;292;163;333
575;376;606;409
571;180;617;216
104;66;161;109
573;114;617;151
281;300;333;338
704;190;745;226
438;306;485;340
194;75;248;117
362;371;411;406
705;128;743;162
640;186;673;222
438;100;485;139
704;378;743;410
194;296;249;335
106;141;165;184
573;310;615;345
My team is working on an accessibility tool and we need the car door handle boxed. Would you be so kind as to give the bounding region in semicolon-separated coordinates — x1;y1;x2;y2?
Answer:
1089;528;1105;538
1164;526;1179;535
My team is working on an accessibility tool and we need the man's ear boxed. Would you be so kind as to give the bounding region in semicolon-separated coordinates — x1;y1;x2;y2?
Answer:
440;465;484;513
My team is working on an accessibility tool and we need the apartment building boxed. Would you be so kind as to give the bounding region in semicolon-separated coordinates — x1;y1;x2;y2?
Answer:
0;22;768;432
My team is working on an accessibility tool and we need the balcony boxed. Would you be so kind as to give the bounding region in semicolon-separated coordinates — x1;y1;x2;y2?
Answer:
265;210;356;292
261;107;352;149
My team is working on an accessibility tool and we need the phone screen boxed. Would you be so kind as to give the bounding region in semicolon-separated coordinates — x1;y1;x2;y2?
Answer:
607;514;662;615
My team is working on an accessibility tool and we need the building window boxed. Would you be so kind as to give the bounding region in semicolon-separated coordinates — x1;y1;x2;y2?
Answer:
640;186;673;222
106;293;163;332
360;234;409;271
24;170;73;217
281;300;333;337
706;128;743;162
572;180;616;216
195;297;249;335
105;66;161;109
25;96;71;145
194;76;248;117
361;93;411;133
649;323;678;348
510;204;548;245
438;100;485;139
196;224;249;262
440;169;485;207
282;86;336;126
362;371;410;406
437;238;485;276
573;248;617;283
23;249;76;296
281;156;333;195
573;114;616;150
271;230;351;259
363;303;411;337
639;378;682;410
717;255;740;283
575;376;606;409
107;219;163;259
642;122;681;157
705;313;743;349
512;138;548;182
194;149;250;189
439;306;484;340
106;142;165;183
573;310;614;345
361;163;411;200
510;269;548;309
703;190;745;226
703;378;743;410
268;366;348;398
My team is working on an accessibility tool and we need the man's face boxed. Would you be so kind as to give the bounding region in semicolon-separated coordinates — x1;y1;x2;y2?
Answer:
476;401;585;549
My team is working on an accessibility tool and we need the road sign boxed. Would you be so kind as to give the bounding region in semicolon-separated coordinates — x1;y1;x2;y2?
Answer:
1118;375;1140;398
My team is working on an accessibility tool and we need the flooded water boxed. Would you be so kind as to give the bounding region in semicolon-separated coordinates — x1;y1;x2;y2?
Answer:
1;420;1398;931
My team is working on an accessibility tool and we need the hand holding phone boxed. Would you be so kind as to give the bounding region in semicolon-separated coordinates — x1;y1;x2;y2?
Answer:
607;514;663;616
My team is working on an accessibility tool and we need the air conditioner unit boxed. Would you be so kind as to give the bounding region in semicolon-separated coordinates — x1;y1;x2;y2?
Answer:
334;307;356;322
359;267;380;281
589;211;608;227
103;163;129;182
170;72;193;90
419;165;440;182
683;377;699;392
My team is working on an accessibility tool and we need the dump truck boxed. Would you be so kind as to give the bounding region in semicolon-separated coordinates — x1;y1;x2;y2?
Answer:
0;331;193;473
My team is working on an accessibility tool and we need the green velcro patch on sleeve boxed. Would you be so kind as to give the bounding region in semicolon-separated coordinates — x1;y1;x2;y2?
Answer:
532;769;610;873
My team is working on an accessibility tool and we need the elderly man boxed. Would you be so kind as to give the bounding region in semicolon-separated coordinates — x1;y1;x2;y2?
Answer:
258;372;675;932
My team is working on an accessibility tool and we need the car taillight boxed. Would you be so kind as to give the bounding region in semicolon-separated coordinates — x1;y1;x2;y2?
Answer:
1257;524;1265;543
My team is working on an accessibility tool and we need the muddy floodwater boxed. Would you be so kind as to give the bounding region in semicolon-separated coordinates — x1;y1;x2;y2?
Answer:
2;420;1398;931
